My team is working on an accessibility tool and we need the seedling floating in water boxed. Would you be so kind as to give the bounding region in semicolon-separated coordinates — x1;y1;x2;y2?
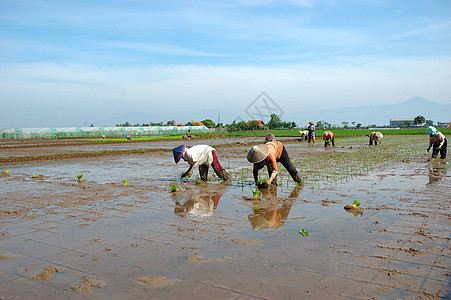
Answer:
1;169;10;176
299;229;309;236
194;180;202;184
171;184;180;192
251;189;261;200
344;198;361;210
31;174;44;179
123;179;129;186
77;174;84;182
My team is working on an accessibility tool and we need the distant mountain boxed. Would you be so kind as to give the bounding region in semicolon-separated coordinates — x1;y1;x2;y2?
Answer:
284;97;451;127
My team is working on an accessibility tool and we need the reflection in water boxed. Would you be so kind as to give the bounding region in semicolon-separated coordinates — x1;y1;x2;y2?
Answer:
427;161;447;185
174;192;222;218
344;209;363;218
248;184;303;230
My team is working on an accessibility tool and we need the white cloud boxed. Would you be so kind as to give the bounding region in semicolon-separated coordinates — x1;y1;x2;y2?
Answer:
1;55;450;127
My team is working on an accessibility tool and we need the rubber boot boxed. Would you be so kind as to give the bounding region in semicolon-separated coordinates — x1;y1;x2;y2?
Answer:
218;169;231;181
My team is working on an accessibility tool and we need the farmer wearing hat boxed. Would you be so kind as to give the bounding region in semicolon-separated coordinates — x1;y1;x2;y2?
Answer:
247;133;302;187
427;126;447;159
323;131;335;147
367;132;383;145
307;121;315;143
299;130;308;141
173;144;230;181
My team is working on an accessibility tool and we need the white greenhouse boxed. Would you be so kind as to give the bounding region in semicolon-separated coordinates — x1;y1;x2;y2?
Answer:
0;126;208;139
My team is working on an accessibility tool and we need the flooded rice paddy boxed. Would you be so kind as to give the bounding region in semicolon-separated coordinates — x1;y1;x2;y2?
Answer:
0;135;450;299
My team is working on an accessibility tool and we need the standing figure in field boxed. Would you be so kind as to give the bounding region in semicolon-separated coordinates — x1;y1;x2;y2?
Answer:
307;121;315;144
427;126;447;159
247;133;302;187
323;131;335;147
173;144;230;181
183;129;192;140
367;132;383;145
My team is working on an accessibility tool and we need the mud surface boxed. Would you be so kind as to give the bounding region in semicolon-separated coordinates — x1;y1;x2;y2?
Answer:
0;136;449;299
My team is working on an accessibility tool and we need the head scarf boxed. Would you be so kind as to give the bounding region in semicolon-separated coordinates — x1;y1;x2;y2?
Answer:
172;144;186;163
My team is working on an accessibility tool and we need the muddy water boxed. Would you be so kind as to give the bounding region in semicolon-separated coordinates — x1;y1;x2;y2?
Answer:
0;136;279;157
0;138;450;299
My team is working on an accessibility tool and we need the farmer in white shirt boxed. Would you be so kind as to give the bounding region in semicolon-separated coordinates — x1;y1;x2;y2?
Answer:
427;126;447;159
173;144;230;181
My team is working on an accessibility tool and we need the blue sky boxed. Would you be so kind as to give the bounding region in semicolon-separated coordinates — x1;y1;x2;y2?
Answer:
1;0;450;127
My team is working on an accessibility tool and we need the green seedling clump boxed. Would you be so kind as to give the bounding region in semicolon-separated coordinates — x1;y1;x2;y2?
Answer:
256;179;269;188
77;174;84;182
171;184;180;192
123;179;129;186
299;229;309;236
194;180;202;184
31;174;44;179
1;169;10;176
344;198;361;210
251;189;261;200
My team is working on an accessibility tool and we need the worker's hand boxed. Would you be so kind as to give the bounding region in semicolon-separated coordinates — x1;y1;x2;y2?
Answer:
267;171;278;186
437;146;441;150
427;147;430;152
257;182;269;189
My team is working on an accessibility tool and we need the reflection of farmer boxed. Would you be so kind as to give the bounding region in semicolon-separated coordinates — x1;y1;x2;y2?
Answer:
248;198;295;230
427;161;446;185
247;133;302;187
323;131;335;147
173;144;230;181
367;132;383;145
427;126;447;159
174;193;222;217
307;121;315;143
126;135;132;140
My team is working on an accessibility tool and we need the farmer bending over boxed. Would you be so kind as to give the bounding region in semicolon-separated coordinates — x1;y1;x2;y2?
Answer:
173;144;230;181
367;132;383;145
299;130;308;141
427;126;447;159
247;133;302;187
323;131;335;147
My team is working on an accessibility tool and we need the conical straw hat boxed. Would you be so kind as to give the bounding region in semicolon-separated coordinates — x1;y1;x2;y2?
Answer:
247;144;270;163
375;132;383;139
265;133;275;142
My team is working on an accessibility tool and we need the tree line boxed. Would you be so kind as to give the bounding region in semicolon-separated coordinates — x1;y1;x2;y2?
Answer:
114;114;436;130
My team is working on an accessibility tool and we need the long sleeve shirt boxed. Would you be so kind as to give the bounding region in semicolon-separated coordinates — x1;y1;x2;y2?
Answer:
307;125;315;137
429;132;446;148
182;145;215;168
323;131;334;140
